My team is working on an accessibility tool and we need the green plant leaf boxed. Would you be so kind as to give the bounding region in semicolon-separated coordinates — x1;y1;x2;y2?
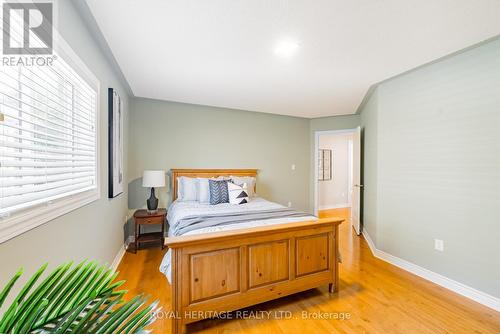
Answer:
129;306;157;333
0;301;17;332
43;260;88;321
99;280;126;296
71;294;111;333
0;268;23;310
23;262;73;330
117;300;159;334
83;295;124;331
95;270;120;295
92;295;145;334
0;262;157;333
59;261;98;314
65;262;102;310
12;262;72;330
18;298;49;333
0;263;48;331
53;296;94;334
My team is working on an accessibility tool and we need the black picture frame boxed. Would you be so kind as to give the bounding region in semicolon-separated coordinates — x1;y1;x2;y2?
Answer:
108;88;124;198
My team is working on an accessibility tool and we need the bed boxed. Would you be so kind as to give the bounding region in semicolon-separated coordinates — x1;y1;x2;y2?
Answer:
163;169;343;334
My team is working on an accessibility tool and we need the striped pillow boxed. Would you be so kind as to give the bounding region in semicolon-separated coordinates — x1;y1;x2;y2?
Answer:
208;180;229;205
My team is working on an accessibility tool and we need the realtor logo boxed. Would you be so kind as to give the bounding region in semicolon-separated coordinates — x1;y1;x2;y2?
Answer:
2;2;53;54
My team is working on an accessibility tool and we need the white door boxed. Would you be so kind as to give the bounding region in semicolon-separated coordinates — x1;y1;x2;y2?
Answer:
351;126;362;235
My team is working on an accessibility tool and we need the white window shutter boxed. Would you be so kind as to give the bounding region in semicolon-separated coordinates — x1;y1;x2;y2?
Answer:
0;10;98;217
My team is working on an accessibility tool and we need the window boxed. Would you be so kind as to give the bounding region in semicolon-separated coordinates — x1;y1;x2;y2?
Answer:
0;11;100;242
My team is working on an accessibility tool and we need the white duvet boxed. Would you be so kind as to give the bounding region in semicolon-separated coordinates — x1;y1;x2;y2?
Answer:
160;197;316;282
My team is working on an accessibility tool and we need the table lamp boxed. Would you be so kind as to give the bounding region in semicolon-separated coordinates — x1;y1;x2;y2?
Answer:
142;170;165;212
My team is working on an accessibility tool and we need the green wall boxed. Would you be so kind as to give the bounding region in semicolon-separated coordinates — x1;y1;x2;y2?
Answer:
129;98;311;212
358;37;500;298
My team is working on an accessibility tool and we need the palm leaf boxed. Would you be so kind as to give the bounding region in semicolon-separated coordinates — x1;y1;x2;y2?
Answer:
11;262;72;331
117;302;160;334
18;298;48;333
71;294;112;333
0;262;158;333
0;263;48;332
83;295;125;332
42;261;88;322
92;296;141;333
0;268;23;309
0;302;17;333
53;296;95;334
48;261;96;318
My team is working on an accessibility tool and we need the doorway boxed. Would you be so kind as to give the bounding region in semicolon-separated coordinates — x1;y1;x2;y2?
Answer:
314;127;362;235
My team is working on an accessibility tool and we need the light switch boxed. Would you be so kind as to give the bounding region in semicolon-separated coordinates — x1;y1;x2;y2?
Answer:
291;164;296;170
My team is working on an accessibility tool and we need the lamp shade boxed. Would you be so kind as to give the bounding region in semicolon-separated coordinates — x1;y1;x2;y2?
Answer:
142;170;165;188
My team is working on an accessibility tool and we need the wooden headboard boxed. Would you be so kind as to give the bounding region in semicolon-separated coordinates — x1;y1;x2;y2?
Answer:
171;169;258;202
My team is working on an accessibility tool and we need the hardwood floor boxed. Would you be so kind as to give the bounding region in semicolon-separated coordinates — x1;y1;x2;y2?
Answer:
116;208;500;333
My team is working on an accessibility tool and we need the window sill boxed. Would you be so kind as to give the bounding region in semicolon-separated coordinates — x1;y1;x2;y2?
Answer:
0;190;100;244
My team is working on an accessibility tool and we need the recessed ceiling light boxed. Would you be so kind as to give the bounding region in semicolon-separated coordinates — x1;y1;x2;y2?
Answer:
274;39;299;58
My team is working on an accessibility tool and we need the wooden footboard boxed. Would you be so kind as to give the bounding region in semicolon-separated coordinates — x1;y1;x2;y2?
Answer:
165;218;343;334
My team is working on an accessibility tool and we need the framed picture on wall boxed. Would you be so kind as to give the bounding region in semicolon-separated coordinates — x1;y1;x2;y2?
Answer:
108;88;124;198
318;149;332;181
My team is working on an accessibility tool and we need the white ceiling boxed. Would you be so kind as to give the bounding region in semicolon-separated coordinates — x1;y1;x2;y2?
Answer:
86;0;500;118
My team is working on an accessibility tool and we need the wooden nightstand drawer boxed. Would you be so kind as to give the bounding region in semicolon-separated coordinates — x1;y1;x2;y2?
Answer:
137;215;164;225
132;209;167;253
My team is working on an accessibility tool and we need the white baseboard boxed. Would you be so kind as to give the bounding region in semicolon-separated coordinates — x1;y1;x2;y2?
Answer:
110;243;127;272
319;203;351;210
362;229;377;253
361;230;500;312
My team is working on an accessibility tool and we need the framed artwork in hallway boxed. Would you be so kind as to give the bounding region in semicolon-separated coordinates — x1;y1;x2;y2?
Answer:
318;149;332;181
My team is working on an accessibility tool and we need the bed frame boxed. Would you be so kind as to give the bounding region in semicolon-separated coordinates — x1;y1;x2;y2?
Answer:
165;169;343;334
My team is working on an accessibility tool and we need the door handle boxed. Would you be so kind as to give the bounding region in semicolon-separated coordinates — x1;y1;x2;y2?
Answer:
354;184;364;188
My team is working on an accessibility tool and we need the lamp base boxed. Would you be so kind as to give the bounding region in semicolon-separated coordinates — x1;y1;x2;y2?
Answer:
147;187;159;212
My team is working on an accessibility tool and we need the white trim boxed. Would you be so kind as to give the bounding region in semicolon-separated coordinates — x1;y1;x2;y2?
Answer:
362;229;377;255
362;230;500;312
110;218;132;271
347;138;353;206
319;203;351;210
314;128;357;216
0;190;99;243
110;244;127;272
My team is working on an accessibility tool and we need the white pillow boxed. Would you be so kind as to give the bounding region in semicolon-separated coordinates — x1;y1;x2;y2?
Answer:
177;177;198;201
228;182;249;205
197;178;211;203
230;176;256;197
196;177;232;203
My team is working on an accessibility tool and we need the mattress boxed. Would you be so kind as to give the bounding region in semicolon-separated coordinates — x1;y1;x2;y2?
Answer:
159;197;316;282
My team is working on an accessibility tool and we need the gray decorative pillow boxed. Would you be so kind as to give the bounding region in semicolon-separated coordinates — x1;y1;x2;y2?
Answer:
209;179;229;205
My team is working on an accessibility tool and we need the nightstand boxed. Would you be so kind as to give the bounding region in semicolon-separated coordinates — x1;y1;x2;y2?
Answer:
132;209;167;253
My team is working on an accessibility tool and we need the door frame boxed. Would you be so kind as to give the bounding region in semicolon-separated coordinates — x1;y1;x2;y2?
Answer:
313;128;357;217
